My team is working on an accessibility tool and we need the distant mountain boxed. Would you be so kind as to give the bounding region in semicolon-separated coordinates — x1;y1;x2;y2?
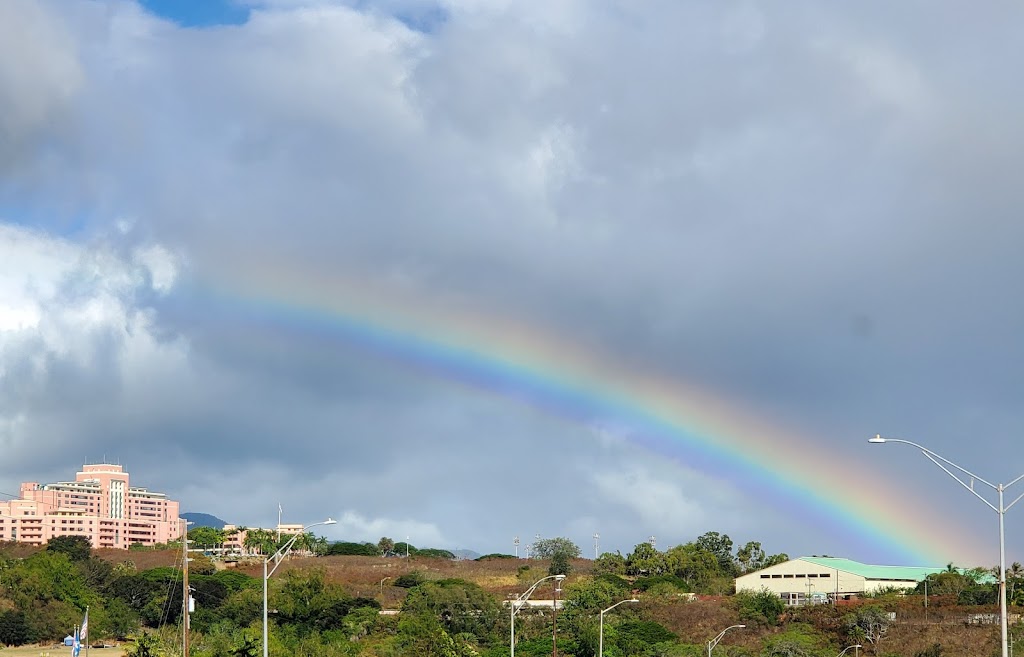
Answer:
452;548;481;560
181;512;227;529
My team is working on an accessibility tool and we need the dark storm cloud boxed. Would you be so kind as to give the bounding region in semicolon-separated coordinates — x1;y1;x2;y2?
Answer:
2;0;1024;562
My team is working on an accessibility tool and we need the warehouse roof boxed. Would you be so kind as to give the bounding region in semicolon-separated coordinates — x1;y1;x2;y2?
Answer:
800;557;950;581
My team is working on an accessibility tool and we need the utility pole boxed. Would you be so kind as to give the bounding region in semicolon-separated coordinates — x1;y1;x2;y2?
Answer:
593;533;600;560
182;523;191;657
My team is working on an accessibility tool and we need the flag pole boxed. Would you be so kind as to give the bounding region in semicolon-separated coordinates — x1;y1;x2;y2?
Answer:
84;606;89;657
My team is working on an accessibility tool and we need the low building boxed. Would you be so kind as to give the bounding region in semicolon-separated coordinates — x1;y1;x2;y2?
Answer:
0;463;183;549
735;557;945;604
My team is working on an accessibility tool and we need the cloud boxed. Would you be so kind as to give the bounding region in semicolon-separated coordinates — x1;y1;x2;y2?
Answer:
0;224;189;477
329;511;446;547
3;0;1024;565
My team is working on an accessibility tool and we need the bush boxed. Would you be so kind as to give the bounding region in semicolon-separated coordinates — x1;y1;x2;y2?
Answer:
476;553;516;561
735;587;786;627
327;542;379;556
634;574;690;592
593;573;631;590
415;548;456;560
394;572;426;588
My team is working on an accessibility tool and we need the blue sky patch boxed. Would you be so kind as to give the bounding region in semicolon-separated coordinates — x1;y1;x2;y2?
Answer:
138;0;250;28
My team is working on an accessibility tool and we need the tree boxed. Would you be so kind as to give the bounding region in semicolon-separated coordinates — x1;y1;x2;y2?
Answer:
594;552;627;575
735;541;766;573
665;543;722;592
46;535;93;562
400;578;503;645
0;609;30;645
734;587;786;627
844;605;891;650
531;537;581;560
242;529;276;556
378;537;396;557
125;632;162;657
187;526;224;550
626;542;665;576
549;551;571;576
327;541;379;556
230;635;261;657
695;531;736;575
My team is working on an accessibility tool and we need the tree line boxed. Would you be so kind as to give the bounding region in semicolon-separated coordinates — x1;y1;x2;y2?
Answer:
0;532;1013;657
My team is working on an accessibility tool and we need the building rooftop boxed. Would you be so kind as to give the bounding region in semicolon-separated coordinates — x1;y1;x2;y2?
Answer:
799;557;994;583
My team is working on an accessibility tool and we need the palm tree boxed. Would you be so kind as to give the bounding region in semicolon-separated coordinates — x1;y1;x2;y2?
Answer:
1007;562;1024;605
293;532;315;555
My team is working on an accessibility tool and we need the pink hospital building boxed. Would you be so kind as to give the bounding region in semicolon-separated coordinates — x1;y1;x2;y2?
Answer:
0;463;184;549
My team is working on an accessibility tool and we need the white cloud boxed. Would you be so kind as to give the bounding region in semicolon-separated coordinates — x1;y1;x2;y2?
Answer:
0;223;189;467
329;510;447;547
133;244;179;293
591;466;711;530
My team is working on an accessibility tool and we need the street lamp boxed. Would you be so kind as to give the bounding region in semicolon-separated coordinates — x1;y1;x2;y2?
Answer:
707;624;745;657
510;574;565;657
869;435;1024;657
379;576;391;595
263;518;336;657
837;645;862;657
599;598;639;657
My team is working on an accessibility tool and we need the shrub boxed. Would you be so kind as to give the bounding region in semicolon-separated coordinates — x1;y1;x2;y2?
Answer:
394;571;426;588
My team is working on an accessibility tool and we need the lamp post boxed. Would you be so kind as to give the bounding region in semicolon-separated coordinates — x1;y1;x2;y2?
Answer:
510;574;565;657
379;576;391;595
263;518;336;657
599;598;639;657
869;435;1024;657
552;577;562;657
707;624;745;657
837;645;862;657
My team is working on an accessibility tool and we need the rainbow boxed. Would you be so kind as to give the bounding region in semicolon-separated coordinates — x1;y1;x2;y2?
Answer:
190;270;983;565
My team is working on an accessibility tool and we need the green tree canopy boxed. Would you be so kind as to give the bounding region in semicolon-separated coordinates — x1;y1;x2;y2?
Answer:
46;535;92;562
625;542;665;576
531;537;581;560
188;526;225;548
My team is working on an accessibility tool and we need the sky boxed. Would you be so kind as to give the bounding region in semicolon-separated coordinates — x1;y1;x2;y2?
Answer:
2;0;1024;568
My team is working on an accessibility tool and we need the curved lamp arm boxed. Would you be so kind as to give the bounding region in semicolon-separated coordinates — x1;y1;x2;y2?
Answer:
870;436;1024;513
266;518;336;578
707;624;745;655
512;574;566;617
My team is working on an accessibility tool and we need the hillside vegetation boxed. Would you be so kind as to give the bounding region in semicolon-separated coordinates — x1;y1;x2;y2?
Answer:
0;534;1017;656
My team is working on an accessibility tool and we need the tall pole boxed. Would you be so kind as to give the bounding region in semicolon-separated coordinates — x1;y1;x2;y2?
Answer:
1001;484;1008;657
552;579;560;657
599;598;639;657
869;435;1024;657
182;524;190;657
262;558;269;657
510;574;565;657
263;518;335;657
